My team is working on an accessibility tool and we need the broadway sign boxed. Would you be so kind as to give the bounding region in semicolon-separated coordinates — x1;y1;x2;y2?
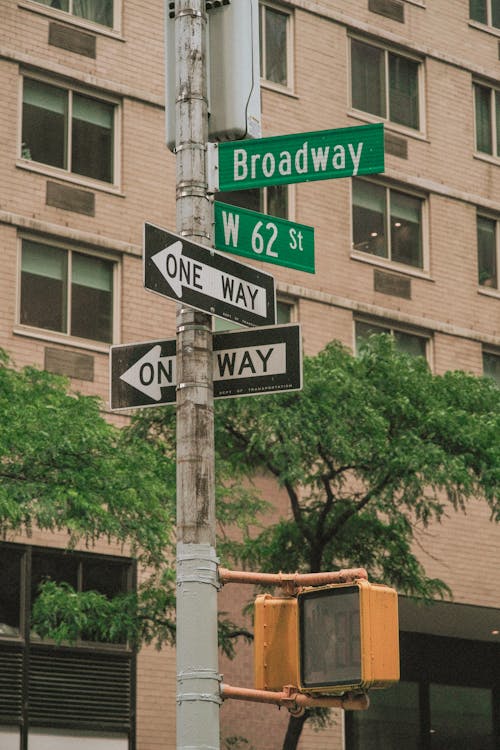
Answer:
209;122;384;192
110;324;302;410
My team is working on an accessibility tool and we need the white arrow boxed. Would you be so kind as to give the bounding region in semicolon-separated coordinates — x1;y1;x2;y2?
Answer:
151;241;267;316
120;345;176;401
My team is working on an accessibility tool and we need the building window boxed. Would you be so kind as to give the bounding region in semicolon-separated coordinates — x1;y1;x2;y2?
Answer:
483;350;500;385
355;320;428;359
216;184;288;219
214;298;294;332
346;632;500;750
22;77;115;184
259;2;291;88
470;0;500;29
474;83;500;157
0;544;133;750
352;180;424;269
20;238;115;343
30;0;114;28
351;38;421;131
477;215;498;288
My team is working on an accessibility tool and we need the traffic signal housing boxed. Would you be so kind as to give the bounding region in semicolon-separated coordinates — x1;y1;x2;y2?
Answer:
254;580;399;695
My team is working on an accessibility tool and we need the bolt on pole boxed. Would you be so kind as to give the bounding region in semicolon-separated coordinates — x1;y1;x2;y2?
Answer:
174;1;220;749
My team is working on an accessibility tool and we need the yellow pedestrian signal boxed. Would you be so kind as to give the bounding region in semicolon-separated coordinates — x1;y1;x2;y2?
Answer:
254;580;399;695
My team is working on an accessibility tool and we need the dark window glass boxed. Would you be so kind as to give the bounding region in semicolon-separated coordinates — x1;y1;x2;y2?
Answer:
349;681;421;750
82;558;129;600
0;547;22;635
277;301;292;323
352;180;387;257
22;79;67;169
477;216;497;287
21;241;68;333
351;40;386;118
72;94;113;183
389;53;419;130
493;0;500;27
430;684;495;750
356;322;427;359
267;184;288;219
217;186;288;218
262;7;288;85
71;252;113;342
470;0;488;23
31;550;79;611
390;190;422;268
475;84;492;154
216;189;261;213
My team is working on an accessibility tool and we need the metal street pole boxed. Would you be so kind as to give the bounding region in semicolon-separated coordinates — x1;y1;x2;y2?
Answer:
174;1;220;748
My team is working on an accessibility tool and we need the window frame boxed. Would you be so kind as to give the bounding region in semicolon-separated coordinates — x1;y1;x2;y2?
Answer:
349;35;425;136
354;318;431;363
476;212;500;293
259;1;294;93
19;0;122;36
19;73;121;191
469;0;500;32
351;178;428;273
473;81;500;162
17;234;120;347
483;348;500;385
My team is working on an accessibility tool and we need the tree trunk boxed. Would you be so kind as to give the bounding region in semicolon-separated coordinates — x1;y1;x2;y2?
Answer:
282;711;309;750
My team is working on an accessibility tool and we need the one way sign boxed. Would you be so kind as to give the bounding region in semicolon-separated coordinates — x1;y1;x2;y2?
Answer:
144;222;276;328
110;324;302;410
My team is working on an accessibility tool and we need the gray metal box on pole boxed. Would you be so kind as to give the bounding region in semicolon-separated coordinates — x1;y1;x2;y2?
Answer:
165;0;261;151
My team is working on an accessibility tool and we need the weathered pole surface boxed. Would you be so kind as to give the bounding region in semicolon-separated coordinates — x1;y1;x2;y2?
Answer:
174;1;220;748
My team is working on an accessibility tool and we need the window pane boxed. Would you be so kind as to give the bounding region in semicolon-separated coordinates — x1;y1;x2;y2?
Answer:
495;90;500;156
32;0;70;12
430;684;495;750
355;321;391;353
21;241;68;333
31;550;78;613
216;189;261;213
349;681;420;750
390;191;422;268
22;79;67;169
352;180;387;257
470;0;487;23
264;7;288;85
492;0;500;27
0;547;22;635
72;94;113;182
351;40;386;118
82;559;129;600
475;85;492;154
266;185;288;219
73;0;113;27
394;331;427;358
477;215;497;287
389;54;419;129
277;301;292;323
71;253;113;342
483;351;500;385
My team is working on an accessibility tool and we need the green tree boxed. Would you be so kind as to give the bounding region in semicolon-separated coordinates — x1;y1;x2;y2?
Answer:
210;335;500;750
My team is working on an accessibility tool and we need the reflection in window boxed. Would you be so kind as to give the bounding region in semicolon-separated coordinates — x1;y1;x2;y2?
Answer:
430;684;495;750
217;184;288;219
22;77;115;183
355;321;427;359
349;681;421;750
352;180;423;268
470;0;500;29
260;3;289;86
351;39;420;130
474;83;500;157
483;350;500;385
477;215;498;288
21;239;114;343
31;0;113;28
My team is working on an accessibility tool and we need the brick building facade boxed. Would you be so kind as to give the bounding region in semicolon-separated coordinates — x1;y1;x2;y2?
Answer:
0;1;499;748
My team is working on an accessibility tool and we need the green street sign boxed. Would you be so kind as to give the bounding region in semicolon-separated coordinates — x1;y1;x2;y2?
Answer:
210;122;384;192
214;202;315;274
